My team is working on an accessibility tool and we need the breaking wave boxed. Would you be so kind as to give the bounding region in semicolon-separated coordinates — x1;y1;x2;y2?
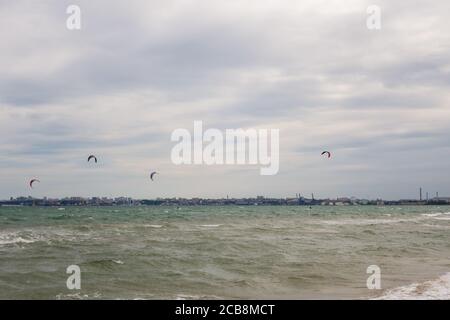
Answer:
373;273;450;300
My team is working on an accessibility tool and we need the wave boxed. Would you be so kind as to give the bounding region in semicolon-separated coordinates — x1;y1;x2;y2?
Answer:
321;212;450;226
0;230;44;246
0;236;37;245
174;294;223;300
319;217;423;226
422;213;442;217
421;212;450;218
82;258;125;270
422;223;450;229
0;227;92;247
373;273;450;300
56;292;102;300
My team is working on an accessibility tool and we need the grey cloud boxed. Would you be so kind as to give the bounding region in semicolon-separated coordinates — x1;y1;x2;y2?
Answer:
1;0;450;199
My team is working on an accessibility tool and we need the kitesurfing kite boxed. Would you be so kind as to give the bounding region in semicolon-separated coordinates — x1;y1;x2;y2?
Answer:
87;155;98;163
29;179;40;188
150;171;158;181
321;151;331;158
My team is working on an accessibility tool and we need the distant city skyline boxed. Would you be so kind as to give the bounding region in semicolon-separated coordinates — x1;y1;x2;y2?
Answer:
3;193;450;207
1;1;450;200
2;187;448;203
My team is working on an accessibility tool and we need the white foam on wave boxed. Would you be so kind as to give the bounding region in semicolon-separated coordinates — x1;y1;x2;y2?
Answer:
434;217;450;221
0;230;42;246
320;217;423;226
198;224;221;228
175;293;223;300
321;212;450;226
0;236;36;245
373;273;450;300
421;212;450;221
421;212;450;218
0;227;92;246
56;292;102;300
143;224;163;228
422;223;450;229
422;213;441;217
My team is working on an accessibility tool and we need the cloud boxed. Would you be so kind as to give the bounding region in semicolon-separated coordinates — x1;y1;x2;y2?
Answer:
0;0;450;199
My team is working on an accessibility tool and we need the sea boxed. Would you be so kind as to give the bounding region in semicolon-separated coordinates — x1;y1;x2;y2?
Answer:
0;205;449;299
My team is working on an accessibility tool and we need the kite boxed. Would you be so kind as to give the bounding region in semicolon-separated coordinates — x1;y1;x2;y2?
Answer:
321;151;331;158
29;179;40;188
88;155;98;163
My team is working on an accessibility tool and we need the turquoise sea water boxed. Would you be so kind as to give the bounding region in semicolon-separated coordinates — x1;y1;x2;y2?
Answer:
0;205;449;299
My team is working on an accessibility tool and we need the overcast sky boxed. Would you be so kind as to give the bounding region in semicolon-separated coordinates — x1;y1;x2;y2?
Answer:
0;0;449;200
